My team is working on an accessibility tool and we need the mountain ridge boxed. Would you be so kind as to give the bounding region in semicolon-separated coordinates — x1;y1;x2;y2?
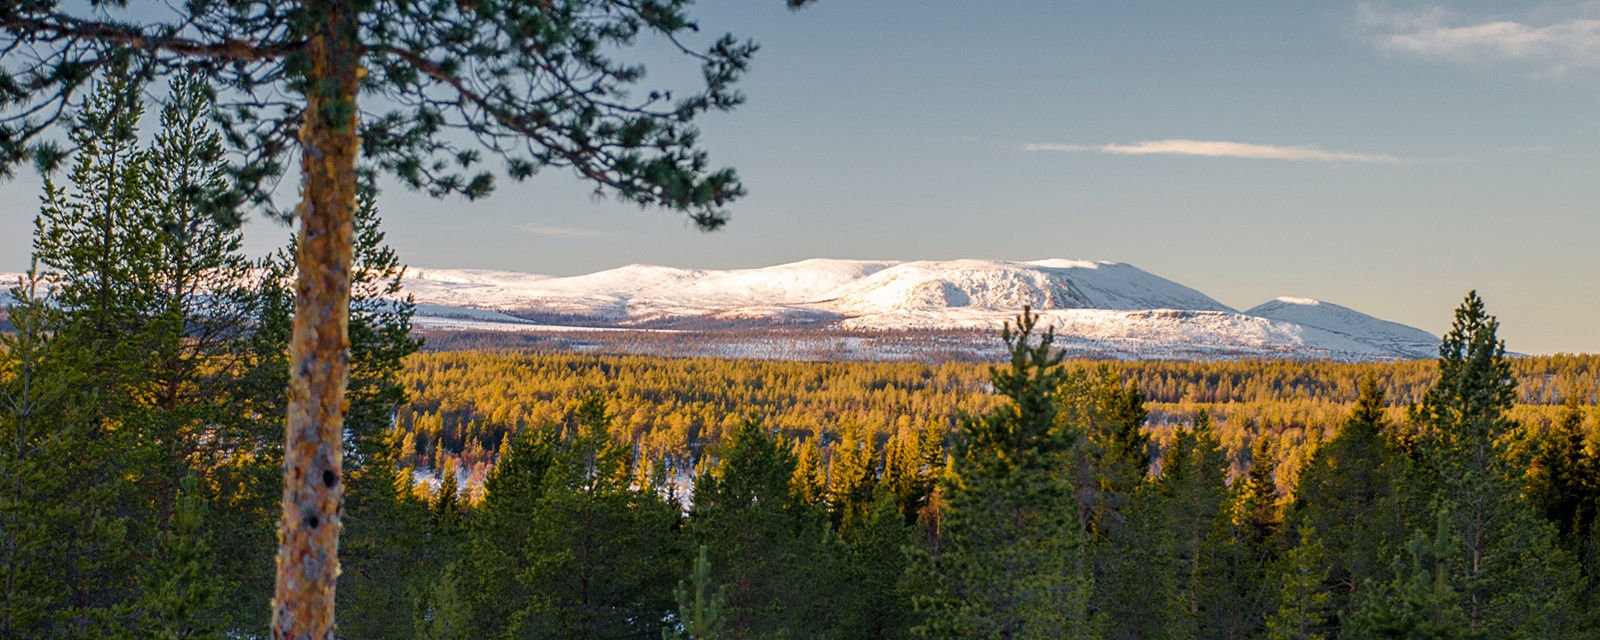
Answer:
398;258;1441;361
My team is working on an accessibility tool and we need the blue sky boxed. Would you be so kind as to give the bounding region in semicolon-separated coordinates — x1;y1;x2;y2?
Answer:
2;1;1598;353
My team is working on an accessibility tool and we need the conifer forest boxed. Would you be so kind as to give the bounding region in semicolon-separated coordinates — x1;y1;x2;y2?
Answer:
2;2;1599;639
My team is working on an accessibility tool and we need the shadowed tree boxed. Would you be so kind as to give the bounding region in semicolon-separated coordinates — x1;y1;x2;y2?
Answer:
0;1;810;634
909;308;1096;639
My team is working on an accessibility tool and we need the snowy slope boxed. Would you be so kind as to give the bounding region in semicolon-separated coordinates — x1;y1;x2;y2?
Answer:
821;260;1232;315
396;259;1441;361
1244;297;1439;360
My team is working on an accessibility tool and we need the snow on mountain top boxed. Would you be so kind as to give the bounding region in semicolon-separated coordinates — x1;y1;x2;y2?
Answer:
1245;297;1438;359
822;259;1232;315
389;259;1443;361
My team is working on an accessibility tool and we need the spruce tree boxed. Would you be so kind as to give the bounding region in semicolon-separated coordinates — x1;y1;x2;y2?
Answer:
829;420;880;538
1264;526;1332;640
792;435;827;508
882;422;944;526
833;487;917;640
1527;393;1599;581
1197;436;1284;640
1085;375;1181;640
508;395;684;639
449;424;560;638
910;308;1095;639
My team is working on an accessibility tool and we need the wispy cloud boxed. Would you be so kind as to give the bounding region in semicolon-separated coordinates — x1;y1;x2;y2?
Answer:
520;224;609;238
1360;4;1600;75
1022;139;1406;164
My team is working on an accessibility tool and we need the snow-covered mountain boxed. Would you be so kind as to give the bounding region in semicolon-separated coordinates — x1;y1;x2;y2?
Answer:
400;259;1442;361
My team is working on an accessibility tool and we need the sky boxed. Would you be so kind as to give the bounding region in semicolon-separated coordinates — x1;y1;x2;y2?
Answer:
2;1;1598;354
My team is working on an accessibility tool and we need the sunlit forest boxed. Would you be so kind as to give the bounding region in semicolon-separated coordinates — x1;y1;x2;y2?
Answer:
400;349;1600;498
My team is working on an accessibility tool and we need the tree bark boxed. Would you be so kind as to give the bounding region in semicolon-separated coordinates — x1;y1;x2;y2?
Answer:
272;2;361;636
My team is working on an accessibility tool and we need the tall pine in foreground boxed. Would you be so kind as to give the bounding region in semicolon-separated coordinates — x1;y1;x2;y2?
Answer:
911;308;1096;639
1404;292;1582;638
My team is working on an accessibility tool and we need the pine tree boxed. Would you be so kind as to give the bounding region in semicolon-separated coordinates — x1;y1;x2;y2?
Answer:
1345;511;1477;640
1158;409;1230;633
0;270;128;635
1405;292;1582;637
135;474;230;640
664;546;728;640
690;417;838;638
1284;376;1407;635
910;308;1096;639
0;2;814;631
1264;526;1332;640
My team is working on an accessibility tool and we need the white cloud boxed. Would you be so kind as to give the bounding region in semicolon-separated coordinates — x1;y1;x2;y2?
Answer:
1022;139;1406;164
1361;3;1600;74
519;225;608;238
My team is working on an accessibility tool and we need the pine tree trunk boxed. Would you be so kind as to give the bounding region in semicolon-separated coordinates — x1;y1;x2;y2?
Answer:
272;3;361;636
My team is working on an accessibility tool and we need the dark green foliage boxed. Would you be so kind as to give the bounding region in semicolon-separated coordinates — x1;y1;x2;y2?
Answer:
1527;394;1600;608
1345;512;1476;640
1404;292;1583;638
1197;436;1284;640
135;474;230;640
1265;526;1331;640
1093;485;1181;640
665;546;728;640
1159;410;1230;631
1282;376;1407;637
833;487;916;640
447;425;560;637
910;309;1095;639
0;271;132;636
0;0;811;225
512;396;684;638
1083;373;1181;640
690;417;838;639
446;396;684;639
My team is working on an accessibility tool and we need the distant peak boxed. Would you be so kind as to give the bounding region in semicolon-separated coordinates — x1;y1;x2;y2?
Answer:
1273;296;1322;306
